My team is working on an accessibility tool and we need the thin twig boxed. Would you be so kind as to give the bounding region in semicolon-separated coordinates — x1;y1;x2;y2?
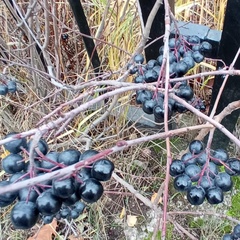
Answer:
0;123;211;195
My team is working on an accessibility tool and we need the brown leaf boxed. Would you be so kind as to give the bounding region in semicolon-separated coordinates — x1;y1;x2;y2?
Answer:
151;192;163;204
68;235;84;240
27;219;57;240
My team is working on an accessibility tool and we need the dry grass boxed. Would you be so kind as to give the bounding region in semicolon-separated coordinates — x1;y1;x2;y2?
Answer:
0;0;231;239
175;0;227;30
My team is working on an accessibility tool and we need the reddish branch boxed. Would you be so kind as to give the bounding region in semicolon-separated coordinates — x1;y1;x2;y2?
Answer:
0;124;211;195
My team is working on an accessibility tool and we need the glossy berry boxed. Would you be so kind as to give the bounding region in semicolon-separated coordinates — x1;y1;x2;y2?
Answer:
58;149;81;166
134;75;146;84
136;90;153;104
174;101;187;113
199;175;215;191
142;99;157;114
188;35;200;45
182;56;195;70
138;66;148;76
187;186;205;205
192;51;204;63
153;104;173;121
169;38;181;49
211;149;229;165
153;65;161;74
0;181;18;207
159;46;164;55
157;55;163;65
0;84;8;95
7;80;17;93
206;186;223;204
128;65;138;75
60;207;70;218
43;215;54;224
153;105;164;120
61;33;69;40
192;45;200;52
147;59;158;69
189;140;204;155
18;187;39;202
25;159;42;173
76;167;92;183
173;174;192;192
233;224;240;239
78;178;104;203
9;172;29;183
204;162;219;178
169;51;178;63
175;61;188;77
169;62;177;77
184;164;201;182
134;54;144;64
28;138;48;157
225;158;240;176
222;234;234;240
76;149;99;179
91;159;114;181
144;69;158;83
73;201;86;214
200;41;212;56
214;172;233;192
36;190;62;216
168;98;176;107
4;132;27;154
2;153;25;174
176;85;194;101
40;151;59;169
183;50;193;58
178;45;185;56
79;149;99;167
71;210;80;219
62;192;80;206
52;177;76;199
196;152;208;165
181;152;197;166
170;160;185;177
11;201;39;229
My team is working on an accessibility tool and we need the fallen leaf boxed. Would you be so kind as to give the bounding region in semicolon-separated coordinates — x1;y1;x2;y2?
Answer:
119;207;126;219
1;149;9;159
27;219;57;240
127;215;137;227
68;235;84;240
151;192;162;204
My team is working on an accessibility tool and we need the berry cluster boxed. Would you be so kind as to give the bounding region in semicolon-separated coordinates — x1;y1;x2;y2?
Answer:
170;140;239;205
129;35;212;121
0;132;114;229
0;79;17;96
223;224;240;240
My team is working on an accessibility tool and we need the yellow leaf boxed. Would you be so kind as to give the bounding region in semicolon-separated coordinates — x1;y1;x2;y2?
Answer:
199;62;216;70
27;219;57;240
119;207;126;219
1;149;10;159
151;192;162;204
127;215;137;227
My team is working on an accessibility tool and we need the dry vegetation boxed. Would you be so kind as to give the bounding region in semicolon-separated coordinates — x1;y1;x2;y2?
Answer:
1;0;238;240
